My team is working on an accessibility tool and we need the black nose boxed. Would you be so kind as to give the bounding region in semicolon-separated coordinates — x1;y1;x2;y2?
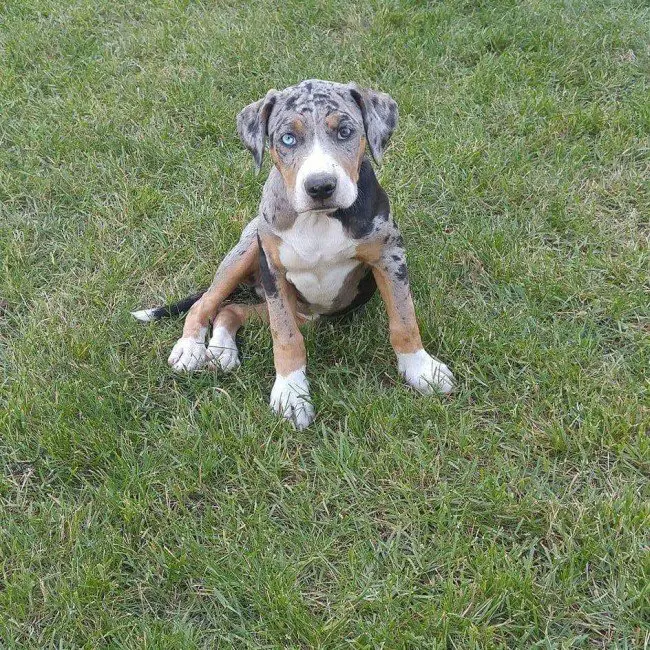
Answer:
304;173;337;200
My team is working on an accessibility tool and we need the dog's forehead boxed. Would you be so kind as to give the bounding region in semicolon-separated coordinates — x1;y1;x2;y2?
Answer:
269;79;360;130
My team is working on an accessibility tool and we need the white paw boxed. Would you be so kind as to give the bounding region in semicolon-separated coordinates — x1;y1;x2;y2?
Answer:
269;367;315;430
398;349;454;395
206;326;240;373
168;335;207;372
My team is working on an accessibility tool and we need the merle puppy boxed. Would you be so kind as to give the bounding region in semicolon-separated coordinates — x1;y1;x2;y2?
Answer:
133;79;454;428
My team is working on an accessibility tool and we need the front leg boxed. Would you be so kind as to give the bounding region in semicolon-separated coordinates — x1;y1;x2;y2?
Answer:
259;235;315;430
359;239;454;395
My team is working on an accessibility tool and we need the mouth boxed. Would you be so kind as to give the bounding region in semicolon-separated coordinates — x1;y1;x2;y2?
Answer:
297;199;338;214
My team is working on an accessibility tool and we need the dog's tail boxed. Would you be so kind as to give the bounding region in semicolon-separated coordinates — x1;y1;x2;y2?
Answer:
130;289;207;322
131;283;263;322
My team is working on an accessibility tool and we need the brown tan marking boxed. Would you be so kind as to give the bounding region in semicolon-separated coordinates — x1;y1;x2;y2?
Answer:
269;119;307;193
355;239;383;265
339;136;366;184
356;137;367;173
291;118;306;135
325;113;341;130
372;266;423;354
356;244;423;355
259;234;308;376
259;230;284;268
212;302;269;336
270;146;299;194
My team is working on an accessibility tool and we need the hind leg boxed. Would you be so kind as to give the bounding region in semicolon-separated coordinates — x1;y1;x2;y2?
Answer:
168;220;259;371
206;303;268;372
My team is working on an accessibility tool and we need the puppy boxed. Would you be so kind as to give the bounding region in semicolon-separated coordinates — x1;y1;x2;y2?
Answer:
132;80;454;428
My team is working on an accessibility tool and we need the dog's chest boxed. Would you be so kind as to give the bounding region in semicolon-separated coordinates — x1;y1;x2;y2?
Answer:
277;212;360;309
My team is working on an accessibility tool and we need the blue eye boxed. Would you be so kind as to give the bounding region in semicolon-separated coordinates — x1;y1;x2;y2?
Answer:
338;126;353;140
281;133;297;147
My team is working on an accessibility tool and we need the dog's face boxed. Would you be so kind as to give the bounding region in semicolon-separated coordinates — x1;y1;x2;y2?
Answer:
237;80;398;214
267;91;366;214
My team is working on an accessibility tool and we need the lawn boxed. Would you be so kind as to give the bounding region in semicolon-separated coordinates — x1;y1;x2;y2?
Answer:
1;0;649;647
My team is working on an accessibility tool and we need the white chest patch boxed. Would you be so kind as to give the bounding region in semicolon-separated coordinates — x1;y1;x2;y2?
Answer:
277;212;360;310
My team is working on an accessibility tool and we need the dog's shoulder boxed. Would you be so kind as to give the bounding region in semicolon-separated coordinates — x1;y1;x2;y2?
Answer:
258;166;298;232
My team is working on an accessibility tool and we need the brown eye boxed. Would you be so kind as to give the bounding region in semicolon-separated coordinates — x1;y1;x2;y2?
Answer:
337;126;353;140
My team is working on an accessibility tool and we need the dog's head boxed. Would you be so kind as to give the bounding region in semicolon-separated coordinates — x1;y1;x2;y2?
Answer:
237;80;398;214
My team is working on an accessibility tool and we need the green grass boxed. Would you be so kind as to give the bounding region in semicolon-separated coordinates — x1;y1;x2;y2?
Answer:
1;0;649;647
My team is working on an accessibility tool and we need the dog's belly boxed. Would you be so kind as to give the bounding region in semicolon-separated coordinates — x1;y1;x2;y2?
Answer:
277;212;361;313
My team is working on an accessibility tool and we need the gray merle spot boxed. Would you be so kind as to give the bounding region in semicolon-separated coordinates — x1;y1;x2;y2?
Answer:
395;263;408;283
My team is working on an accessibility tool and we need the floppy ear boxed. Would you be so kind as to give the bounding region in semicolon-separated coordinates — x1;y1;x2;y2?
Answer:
236;89;277;173
348;84;398;164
